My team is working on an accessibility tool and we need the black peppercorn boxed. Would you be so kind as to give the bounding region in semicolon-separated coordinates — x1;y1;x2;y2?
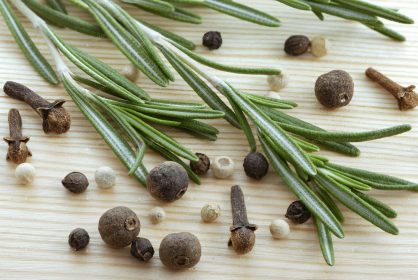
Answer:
159;232;201;270
190;153;210;175
243;152;269;180
203;31;222;50
146;162;189;203
131;237;154;262
284;35;311;56
315;70;354;108
68;228;90;251
285;201;312;224
62;172;89;193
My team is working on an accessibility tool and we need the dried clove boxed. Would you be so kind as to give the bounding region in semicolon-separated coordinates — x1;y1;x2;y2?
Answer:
131;237;154;261
4;108;32;164
228;185;258;255
3;81;71;134
365;67;418;111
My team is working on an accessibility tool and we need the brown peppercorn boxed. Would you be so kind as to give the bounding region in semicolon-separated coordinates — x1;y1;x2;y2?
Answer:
4;108;32;164
190;153;210;175
243;152;269;180
62;172;89;193
284;35;311;56
202;31;222;50
285;200;312;224
131;237;154;262
159;232;201;270
315;70;354;108
3;81;71;134
98;206;140;248
146;162;189;203
68;228;90;251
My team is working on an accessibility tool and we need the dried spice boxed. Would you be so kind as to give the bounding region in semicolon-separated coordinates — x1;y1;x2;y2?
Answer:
202;31;222;50
159;232;201;270
131;237;154;262
62;172;89;193
98;206;140;248
269;219;290;239
285;200;312;224
15;163;36;184
190;153;210;175
201;203;221;222
4;108;32;164
228;185;258;255
243;152;269;180
267;69;290;91
211;156;234;179
146;162;189;203
315;70;354;108
149;207;166;224
365;67;418;111
3;81;71;134
310;36;331;58
68;228;90;251
284;35;310;56
95;166;116;189
121;62;140;82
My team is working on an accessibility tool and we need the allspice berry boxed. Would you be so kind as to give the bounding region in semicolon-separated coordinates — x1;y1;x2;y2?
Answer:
62;172;89;193
190;153;210;175
202;31;222;50
315;70;354;108
285;201;312;224
131;237;154;262
98;206;140;248
159;232;201;270
284;35;311;56
147;162;189;203
243;152;269;180
68;228;90;251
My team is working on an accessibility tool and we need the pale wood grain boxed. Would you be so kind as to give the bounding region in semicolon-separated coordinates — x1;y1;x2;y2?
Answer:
0;0;418;279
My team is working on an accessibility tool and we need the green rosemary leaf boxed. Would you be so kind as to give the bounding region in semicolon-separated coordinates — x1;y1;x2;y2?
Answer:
139;5;202;24
24;0;106;37
203;0;281;27
180;128;218;141
318;167;371;191
289;135;320;152
312;180;345;223
275;0;311;11
296;166;309;181
62;74;148;186
142;137;201;184
312;10;324;20
146;99;206;109
260;106;360;156
277;122;411;143
45;0;66;14
258;130;344;239
0;0;58;84
170;41;282;76
89;94;146;176
224;84;317;176
120;0;174;13
299;0;378;23
240;93;294;109
165;118;219;134
364;24;406;41
314;216;335;266
351;189;397;218
308;153;329;163
65;0;88;10
135;18;196;50
309;157;325;168
117;106;182;126
85;0;169;87
242;92;298;108
101;1;175;82
118;109;199;162
72;75;118;95
157;43;241;127
315;171;399;235
333;0;414;24
164;0;204;3
309;0;330;4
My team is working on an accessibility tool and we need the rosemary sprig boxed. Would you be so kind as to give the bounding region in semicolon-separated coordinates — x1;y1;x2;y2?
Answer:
121;0;175;13
312;180;345;223
351;189;397;218
314;216;335;266
45;0;67;14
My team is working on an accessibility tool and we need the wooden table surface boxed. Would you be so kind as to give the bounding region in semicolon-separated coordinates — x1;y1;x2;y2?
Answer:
0;0;417;279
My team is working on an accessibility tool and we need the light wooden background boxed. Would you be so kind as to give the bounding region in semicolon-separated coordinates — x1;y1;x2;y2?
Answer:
0;0;417;279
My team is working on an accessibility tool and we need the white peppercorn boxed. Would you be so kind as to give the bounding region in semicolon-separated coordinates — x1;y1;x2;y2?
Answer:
121;63;141;82
95;166;116;189
265;91;281;100
267;69;290;91
211;156;234;179
15;163;36;184
269;219;290;239
201;203;221;222
310;36;331;58
149;207;166;224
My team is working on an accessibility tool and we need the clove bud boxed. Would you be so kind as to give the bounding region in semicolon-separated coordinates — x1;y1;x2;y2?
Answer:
3;81;71;134
4;108;32;164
